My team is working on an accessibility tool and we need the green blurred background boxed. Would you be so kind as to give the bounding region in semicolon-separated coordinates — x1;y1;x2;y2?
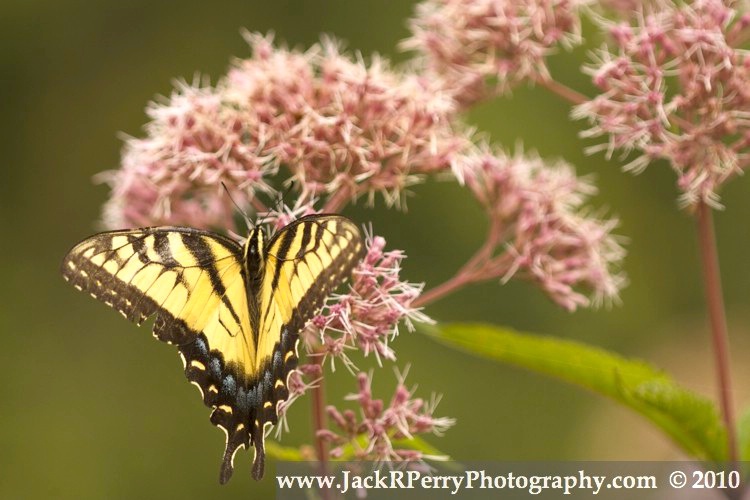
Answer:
2;1;750;497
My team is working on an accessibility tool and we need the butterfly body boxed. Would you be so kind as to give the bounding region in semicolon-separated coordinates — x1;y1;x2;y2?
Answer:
62;215;364;483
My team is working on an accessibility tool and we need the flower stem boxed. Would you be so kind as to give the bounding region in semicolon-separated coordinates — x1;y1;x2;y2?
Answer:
323;184;354;213
414;222;507;307
695;202;738;466
413;269;476;308
250;196;268;214
535;76;588;106
310;352;332;500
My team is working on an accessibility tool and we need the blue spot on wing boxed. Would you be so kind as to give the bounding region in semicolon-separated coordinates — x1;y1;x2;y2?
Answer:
210;358;222;379
236;387;249;413
262;370;273;397
272;350;282;371
246;387;260;409
222;375;237;396
196;338;208;356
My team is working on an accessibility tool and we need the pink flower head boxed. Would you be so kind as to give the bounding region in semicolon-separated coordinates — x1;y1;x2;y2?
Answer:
308;230;432;367
318;370;455;462
403;0;584;105
574;0;750;208
463;148;626;310
224;33;471;210
101;81;275;229
102;33;473;230
258;197;321;231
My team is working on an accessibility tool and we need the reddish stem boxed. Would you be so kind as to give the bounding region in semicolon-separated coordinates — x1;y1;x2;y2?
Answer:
250;196;268;214
310;351;332;500
414;222;508;308
695;202;739;468
323;185;354;213
535;77;588;106
413;269;477;308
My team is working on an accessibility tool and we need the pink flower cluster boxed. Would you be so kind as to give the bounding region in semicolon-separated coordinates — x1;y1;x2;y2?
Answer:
102;33;471;229
403;0;584;105
318;371;455;462
102;82;274;229
226;34;470;209
574;0;750;207
462;149;626;310
101;29;626;315
309;233;432;367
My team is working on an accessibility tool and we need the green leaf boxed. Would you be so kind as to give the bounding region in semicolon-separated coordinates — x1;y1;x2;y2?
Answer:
265;441;306;461
420;322;728;462
333;435;456;468
393;436;463;473
739;407;750;463
391;435;451;461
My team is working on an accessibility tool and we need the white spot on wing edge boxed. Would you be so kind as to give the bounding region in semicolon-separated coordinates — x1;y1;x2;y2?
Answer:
261;420;273;440
217;422;229;445
190;380;205;399
230;443;245;468
217;421;246;469
274;337;302;436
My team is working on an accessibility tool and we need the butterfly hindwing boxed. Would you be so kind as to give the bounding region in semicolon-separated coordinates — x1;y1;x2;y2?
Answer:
62;215;364;484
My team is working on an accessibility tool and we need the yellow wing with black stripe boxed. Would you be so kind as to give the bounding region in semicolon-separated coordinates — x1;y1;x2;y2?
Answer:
258;215;364;366
61;215;364;484
61;227;253;349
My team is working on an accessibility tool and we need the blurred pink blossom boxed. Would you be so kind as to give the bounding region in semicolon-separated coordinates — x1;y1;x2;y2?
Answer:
574;0;750;207
224;33;471;209
403;0;584;105
101;34;472;229
318;370;454;462
101;81;275;229
461;149;626;310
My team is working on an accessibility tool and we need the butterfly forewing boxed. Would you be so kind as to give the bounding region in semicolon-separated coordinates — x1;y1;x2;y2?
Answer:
258;215;365;365
61;215;364;484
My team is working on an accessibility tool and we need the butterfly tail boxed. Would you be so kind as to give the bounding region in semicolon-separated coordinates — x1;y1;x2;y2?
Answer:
251;424;266;480
216;420;265;483
218;430;246;484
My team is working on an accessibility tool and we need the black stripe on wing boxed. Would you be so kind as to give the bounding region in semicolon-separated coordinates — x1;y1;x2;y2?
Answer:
61;227;244;345
263;215;365;331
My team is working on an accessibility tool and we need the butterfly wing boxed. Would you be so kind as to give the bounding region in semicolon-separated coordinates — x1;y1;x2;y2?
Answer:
62;227;253;346
243;215;365;477
258;215;365;365
62;227;262;481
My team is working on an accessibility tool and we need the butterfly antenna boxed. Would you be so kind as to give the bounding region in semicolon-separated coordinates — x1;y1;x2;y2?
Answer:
221;182;253;231
252;190;283;232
